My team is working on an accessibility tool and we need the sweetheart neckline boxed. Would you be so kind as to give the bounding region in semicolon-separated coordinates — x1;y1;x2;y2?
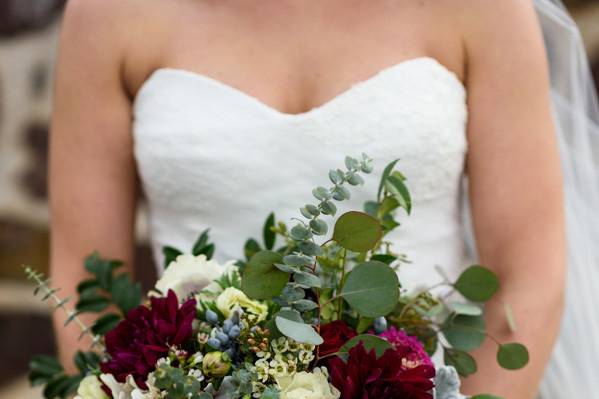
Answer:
134;56;465;119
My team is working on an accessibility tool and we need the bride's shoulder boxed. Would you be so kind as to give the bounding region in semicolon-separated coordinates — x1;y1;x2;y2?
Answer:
61;0;173;44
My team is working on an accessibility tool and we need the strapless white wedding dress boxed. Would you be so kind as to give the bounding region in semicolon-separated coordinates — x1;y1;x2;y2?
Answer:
133;57;469;294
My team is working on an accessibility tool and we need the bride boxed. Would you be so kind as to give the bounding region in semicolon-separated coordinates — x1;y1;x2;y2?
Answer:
49;0;598;398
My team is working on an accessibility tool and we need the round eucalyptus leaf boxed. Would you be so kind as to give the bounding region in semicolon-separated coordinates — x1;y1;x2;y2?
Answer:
497;343;529;370
450;302;483;317
333;211;382;252
338;334;392;358
294;272;321;288
290;224;311;241
283;254;312;267
333;186;351;201
443;314;486;352
312;187;331;201
298;240;324;256
340;261;399;317
329;169;344;184
293;299;318;311
348;173;364;186
454;265;500;302
320;201;337;216
275;316;323;345
443;347;478;377
310;219;328;236
241;251;288;300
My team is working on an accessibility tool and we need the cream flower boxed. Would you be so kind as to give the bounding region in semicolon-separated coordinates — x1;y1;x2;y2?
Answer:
216;287;268;322
156;254;229;301
276;368;340;399
74;375;109;399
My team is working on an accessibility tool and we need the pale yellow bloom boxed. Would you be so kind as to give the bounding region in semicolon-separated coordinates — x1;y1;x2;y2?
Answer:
216;287;268;322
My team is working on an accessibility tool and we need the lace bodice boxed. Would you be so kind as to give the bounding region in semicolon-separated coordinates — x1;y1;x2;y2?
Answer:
132;57;468;291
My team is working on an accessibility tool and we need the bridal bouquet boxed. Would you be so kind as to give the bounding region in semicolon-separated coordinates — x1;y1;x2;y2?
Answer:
25;155;528;399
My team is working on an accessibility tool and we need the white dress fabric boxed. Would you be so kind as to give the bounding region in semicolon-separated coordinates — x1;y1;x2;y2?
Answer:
132;57;469;295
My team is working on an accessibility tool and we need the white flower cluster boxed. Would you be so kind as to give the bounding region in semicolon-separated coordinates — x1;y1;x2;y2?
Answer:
250;337;316;397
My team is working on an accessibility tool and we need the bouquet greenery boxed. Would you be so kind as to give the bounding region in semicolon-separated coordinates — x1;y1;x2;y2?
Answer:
25;155;528;399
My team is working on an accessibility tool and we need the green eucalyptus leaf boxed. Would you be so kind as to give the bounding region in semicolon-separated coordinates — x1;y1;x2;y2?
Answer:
347;173;364;186
241;251;289;299
329;169;344;184
443;314;486;352
333;211;382;252
450;302;483;317
332;186;351;201
275;316;323;345
497;343;529;370
345;156;360;170
340;261;399;317
298;240;324;256
339;334;392;358
274;263;297;273
290;224;311;241
471;395;504;399
283;254;313;267
309;219;328;236
294;272;322;288
281;285;305;302
293;299;319;311
313;187;331;201
454;265;500;302
443;347;478;377
263;213;276;250
320;201;337;216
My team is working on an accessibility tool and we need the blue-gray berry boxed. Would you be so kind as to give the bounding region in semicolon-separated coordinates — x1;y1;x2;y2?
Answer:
223;319;233;333
216;331;229;344
207;338;221;349
374;317;388;334
228;325;241;339
206;310;219;324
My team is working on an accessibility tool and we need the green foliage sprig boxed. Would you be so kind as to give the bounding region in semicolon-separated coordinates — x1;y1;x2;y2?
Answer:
23;266;103;398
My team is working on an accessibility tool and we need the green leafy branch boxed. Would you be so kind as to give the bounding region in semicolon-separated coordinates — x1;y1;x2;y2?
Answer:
23;266;103;350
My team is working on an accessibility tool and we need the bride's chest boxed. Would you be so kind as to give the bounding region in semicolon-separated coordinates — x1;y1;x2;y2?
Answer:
132;58;468;206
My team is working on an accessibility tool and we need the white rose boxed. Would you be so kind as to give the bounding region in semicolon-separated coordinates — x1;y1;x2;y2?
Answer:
99;374;134;399
216;287;268;322
74;375;109;399
276;369;340;399
156;254;230;301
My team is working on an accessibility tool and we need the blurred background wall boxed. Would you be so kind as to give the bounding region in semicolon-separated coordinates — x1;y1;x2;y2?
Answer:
0;1;597;398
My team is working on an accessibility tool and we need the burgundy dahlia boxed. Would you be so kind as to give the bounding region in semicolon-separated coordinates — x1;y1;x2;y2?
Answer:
100;290;196;388
329;342;436;399
319;321;358;357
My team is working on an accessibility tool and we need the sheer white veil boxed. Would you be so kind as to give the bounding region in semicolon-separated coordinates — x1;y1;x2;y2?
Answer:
533;0;599;397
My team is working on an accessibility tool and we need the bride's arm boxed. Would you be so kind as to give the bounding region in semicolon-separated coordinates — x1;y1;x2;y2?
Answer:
460;1;566;397
49;1;136;371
